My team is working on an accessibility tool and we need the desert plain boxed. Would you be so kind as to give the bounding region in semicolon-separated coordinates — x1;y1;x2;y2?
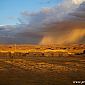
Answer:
0;44;85;85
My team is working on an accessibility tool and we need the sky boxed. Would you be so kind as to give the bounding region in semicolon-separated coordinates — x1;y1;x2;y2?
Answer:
0;0;63;25
0;0;85;44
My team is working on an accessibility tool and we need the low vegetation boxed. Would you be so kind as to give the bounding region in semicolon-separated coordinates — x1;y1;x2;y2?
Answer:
0;44;85;58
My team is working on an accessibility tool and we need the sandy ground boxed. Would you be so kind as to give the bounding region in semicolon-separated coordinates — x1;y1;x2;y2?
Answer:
0;56;85;85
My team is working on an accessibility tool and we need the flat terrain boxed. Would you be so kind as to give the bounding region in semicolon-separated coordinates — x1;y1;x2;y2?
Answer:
0;44;85;85
0;56;85;85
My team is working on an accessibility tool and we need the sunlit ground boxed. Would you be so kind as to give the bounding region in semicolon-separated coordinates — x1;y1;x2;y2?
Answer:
0;55;85;85
0;44;85;85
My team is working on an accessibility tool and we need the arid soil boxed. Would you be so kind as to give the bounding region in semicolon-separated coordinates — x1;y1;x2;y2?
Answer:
0;56;85;85
0;44;85;85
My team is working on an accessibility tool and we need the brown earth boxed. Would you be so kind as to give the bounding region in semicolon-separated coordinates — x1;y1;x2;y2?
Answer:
0;56;85;85
0;44;85;85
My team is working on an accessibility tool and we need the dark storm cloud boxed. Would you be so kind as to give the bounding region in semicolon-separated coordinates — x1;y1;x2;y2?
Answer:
0;0;85;44
39;2;85;44
17;0;85;44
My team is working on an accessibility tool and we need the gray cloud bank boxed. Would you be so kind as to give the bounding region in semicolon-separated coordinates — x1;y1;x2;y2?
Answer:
0;0;85;44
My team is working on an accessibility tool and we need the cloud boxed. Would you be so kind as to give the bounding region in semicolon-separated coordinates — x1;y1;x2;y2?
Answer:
17;0;85;44
0;0;85;44
40;1;85;44
72;0;85;4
